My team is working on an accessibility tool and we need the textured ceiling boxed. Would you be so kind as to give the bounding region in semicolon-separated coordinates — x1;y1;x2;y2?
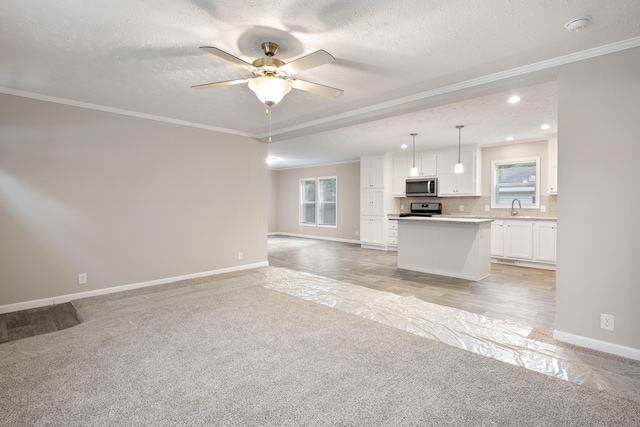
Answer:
1;1;640;168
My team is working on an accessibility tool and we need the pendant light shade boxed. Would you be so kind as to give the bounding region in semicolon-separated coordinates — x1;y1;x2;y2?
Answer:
455;125;464;174
409;133;419;176
248;76;292;106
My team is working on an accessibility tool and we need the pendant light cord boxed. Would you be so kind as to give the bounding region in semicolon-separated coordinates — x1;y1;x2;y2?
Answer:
411;133;417;167
456;125;464;163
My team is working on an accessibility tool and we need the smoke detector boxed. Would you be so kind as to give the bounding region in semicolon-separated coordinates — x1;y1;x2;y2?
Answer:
565;15;591;32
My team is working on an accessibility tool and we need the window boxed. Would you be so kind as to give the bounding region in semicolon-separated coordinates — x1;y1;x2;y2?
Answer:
299;177;337;227
491;157;540;208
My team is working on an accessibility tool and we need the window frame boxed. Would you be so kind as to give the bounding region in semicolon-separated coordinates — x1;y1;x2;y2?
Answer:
299;176;338;228
490;157;540;209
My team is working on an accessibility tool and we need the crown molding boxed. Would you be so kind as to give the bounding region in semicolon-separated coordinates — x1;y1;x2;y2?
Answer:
260;36;640;140
0;87;255;138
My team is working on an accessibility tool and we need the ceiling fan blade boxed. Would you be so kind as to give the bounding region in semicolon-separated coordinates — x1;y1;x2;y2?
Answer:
191;79;250;90
199;46;256;71
280;50;335;75
290;79;344;98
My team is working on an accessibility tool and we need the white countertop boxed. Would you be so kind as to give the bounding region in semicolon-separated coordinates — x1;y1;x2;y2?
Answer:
388;215;493;224
389;214;557;222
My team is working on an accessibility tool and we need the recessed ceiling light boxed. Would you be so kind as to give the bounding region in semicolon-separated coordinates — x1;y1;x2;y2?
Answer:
401;144;408;149
541;124;551;130
508;96;521;104
506;136;514;141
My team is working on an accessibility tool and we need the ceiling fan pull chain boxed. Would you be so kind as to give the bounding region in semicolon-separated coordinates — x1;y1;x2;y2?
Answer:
268;105;272;143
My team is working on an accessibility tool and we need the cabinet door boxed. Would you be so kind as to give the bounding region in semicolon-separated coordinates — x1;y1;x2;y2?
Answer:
534;222;556;262
361;155;385;188
505;221;533;259
453;150;475;194
436;149;476;196
491;221;504;257
393;155;409;197
419;153;437;176
360;189;384;216
360;217;385;244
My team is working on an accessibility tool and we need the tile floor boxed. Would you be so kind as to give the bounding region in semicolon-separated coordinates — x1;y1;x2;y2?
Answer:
0;303;80;343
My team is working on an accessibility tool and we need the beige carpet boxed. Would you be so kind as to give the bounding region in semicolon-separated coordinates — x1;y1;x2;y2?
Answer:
1;268;639;426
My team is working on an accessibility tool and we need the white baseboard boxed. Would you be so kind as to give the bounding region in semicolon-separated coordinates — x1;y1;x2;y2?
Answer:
553;330;640;361
271;232;360;245
0;262;268;315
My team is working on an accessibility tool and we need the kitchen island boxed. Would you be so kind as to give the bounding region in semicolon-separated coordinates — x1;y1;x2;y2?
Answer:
392;216;493;280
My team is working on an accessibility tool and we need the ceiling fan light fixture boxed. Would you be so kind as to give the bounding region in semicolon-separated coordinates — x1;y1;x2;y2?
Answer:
248;76;292;105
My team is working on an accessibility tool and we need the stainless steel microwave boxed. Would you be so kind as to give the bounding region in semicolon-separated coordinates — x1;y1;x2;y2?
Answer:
405;177;438;197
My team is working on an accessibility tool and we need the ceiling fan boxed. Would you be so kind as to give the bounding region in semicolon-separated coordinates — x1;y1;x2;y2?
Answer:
192;42;344;107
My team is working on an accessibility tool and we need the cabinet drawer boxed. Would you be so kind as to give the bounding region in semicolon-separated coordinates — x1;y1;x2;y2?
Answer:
388;237;398;245
388;229;398;237
388;220;398;229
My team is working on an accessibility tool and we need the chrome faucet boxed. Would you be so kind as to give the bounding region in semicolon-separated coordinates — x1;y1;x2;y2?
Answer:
511;199;522;216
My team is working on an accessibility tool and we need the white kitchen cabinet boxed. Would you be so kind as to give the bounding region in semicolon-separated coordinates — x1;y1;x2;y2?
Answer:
533;221;556;262
491;220;504;257
361;155;385;188
388;219;398;250
360;189;384;216
418;152;437;176
436;147;479;196
360;154;390;250
548;136;558;195
504;221;533;260
393;155;410;197
361;217;386;245
492;219;556;269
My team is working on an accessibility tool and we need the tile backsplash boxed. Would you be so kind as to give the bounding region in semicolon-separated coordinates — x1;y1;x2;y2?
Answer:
394;195;557;218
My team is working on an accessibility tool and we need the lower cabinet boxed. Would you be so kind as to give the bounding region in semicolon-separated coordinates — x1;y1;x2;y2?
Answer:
388;220;398;250
533;221;556;262
505;221;533;260
360;216;386;247
491;219;556;268
491;221;504;257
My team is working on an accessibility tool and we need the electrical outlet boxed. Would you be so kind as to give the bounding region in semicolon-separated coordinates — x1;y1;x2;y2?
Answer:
400;204;405;211
540;205;546;213
485;205;490;212
238;252;243;260
459;205;464;212
600;313;615;331
78;273;87;285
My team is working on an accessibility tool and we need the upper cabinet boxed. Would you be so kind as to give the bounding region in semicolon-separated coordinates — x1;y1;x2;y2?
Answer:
360;155;385;188
393;155;410;197
548;136;558;195
392;145;480;197
436;146;481;197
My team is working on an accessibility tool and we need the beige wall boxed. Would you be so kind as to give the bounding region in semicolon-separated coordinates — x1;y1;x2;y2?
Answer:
267;169;278;233
556;47;640;353
481;140;549;196
0;93;268;308
269;161;360;242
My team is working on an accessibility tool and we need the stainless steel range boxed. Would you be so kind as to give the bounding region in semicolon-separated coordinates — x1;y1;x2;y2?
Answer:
398;202;442;217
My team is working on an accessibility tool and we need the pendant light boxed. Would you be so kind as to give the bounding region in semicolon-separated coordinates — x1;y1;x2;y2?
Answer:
455;125;464;174
410;133;419;177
